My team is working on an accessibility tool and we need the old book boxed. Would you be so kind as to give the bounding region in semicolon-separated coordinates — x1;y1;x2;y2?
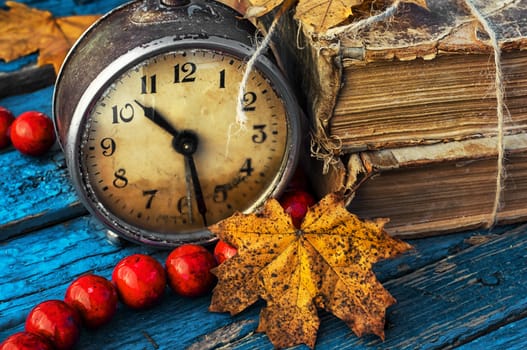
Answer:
268;0;527;236
276;0;527;153
306;134;527;238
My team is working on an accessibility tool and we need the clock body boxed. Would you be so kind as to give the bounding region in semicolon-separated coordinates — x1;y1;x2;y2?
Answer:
53;0;301;247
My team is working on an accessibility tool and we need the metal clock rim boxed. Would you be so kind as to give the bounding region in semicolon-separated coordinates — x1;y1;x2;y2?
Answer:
65;35;302;248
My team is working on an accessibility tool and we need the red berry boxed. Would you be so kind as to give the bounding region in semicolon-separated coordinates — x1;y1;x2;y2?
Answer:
10;111;55;156
112;254;166;309
279;190;316;228
166;244;217;297
213;240;237;264
0;332;54;350
64;273;118;328
25;300;81;350
0;107;15;149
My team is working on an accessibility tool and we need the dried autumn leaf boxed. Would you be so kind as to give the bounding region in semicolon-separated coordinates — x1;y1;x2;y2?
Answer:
0;1;100;74
209;193;412;349
295;0;358;33
297;0;429;33
221;0;429;34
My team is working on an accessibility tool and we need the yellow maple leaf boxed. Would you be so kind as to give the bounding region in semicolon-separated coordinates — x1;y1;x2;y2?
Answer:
209;193;412;349
0;1;100;74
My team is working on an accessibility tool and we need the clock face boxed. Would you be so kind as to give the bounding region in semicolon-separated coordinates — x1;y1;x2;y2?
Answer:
79;48;291;239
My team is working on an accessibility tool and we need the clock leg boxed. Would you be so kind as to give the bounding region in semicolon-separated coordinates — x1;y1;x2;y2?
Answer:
105;230;129;247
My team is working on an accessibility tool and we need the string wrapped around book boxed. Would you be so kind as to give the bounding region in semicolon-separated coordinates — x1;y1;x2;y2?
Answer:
315;0;510;228
463;0;509;227
310;0;406;175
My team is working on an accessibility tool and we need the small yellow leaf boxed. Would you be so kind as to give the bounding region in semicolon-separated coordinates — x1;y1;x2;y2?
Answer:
295;0;359;33
0;2;99;74
220;0;429;34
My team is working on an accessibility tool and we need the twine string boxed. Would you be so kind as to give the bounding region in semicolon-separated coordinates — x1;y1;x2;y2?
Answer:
321;0;508;227
226;17;281;158
310;124;343;174
321;0;402;40
235;18;281;126
311;1;403;172
463;0;508;227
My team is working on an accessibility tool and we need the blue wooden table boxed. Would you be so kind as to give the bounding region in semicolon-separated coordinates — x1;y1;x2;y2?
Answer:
2;1;527;349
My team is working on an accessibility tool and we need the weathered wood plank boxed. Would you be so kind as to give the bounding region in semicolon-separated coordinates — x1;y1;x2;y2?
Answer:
457;317;527;350
0;215;251;348
0;85;54;115
319;224;527;349
0;64;55;98
0;54;38;73
0;87;86;239
1;208;519;348
0;146;84;240
196;224;527;349
0;216;157;335
373;225;511;282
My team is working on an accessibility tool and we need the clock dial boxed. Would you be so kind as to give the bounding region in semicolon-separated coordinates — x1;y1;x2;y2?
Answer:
80;48;290;236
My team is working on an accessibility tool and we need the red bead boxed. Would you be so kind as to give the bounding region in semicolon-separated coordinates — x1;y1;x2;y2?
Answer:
0;107;15;149
64;273;118;328
279;190;316;228
112;254;166;309
213;239;237;264
10;111;55;156
166;244;217;297
0;332;54;350
25;300;81;350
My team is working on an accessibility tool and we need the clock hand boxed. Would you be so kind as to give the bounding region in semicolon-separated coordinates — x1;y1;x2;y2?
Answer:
134;100;179;137
173;131;208;226
184;164;195;224
135;100;207;225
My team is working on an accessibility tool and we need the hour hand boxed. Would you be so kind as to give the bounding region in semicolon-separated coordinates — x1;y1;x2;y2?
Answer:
134;100;179;137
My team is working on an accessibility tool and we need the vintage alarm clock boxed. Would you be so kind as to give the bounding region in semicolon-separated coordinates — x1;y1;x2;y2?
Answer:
53;0;301;247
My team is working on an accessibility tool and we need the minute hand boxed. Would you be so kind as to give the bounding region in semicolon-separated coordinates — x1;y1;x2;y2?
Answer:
134;100;179;137
174;131;208;226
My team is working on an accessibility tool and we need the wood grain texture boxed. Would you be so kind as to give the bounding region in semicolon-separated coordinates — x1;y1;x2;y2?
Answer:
1;213;521;348
219;224;527;349
457;317;527;350
0;64;55;98
0;86;83;239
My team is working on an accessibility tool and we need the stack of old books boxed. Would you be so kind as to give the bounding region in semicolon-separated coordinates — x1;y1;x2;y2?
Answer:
275;0;527;237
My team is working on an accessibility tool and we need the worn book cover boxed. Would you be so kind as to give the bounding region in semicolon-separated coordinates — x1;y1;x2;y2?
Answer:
276;0;527;153
304;134;527;237
272;0;527;236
